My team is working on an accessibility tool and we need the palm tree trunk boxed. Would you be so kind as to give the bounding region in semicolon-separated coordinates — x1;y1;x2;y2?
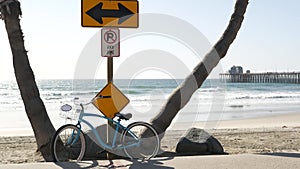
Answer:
150;0;249;135
1;0;55;161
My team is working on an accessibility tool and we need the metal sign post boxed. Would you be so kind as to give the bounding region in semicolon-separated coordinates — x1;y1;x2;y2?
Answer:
107;57;114;160
81;0;139;160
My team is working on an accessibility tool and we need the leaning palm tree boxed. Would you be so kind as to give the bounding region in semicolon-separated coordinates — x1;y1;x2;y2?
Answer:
149;0;249;135
0;0;55;161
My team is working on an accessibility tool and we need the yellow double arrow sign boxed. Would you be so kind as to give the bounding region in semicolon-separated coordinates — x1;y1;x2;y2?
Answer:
82;0;139;28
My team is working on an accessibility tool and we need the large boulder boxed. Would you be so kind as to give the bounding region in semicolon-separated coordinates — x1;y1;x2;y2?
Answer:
176;128;225;155
83;124;126;159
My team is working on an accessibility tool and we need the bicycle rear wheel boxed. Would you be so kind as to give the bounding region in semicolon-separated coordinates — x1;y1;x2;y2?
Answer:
51;124;86;162
121;122;160;160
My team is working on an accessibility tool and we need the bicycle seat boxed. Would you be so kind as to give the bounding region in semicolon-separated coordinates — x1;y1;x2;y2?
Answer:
116;113;132;120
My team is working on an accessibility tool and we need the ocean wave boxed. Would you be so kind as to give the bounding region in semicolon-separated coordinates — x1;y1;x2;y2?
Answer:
53;93;62;96
130;98;165;102
199;87;224;93
228;105;245;108
0;101;12;105
235;95;300;100
127;85;175;89
45;97;63;100
127;86;153;89
124;90;144;95
70;91;96;96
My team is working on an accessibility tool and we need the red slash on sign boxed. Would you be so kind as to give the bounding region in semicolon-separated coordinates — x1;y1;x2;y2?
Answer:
101;28;120;57
104;30;117;44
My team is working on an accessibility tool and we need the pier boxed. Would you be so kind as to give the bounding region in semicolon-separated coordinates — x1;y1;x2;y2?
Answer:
220;72;300;84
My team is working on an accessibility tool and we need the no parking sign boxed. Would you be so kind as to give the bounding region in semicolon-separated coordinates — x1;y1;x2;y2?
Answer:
101;28;120;57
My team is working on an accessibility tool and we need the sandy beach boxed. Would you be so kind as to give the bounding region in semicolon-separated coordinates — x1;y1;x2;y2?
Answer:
0;112;299;164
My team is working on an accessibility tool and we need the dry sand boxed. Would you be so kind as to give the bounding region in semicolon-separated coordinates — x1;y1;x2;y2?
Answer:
1;112;300;164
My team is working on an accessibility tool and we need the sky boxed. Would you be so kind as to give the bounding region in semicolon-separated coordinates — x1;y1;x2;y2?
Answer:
0;0;299;80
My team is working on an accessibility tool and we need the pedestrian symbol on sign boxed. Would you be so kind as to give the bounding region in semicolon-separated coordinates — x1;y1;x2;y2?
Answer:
101;28;120;57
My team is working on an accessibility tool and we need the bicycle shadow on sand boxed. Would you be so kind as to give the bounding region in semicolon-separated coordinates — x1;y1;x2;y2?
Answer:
55;160;99;169
54;157;174;169
99;157;175;169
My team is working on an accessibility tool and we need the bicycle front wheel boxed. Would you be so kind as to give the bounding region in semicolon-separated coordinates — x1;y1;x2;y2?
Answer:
51;124;86;162
121;122;160;160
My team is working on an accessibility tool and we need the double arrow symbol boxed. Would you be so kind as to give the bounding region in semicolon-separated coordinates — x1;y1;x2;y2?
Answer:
86;2;135;25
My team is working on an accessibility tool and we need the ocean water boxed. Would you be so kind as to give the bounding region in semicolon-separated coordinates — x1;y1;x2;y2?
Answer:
1;79;300;132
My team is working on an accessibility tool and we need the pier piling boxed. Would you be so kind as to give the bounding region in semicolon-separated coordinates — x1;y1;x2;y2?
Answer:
220;72;300;84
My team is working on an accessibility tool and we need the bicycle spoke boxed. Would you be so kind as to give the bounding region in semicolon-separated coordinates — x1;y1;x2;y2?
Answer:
121;122;160;160
51;125;86;162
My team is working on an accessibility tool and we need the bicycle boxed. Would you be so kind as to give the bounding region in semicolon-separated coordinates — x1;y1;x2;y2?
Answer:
51;97;160;162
